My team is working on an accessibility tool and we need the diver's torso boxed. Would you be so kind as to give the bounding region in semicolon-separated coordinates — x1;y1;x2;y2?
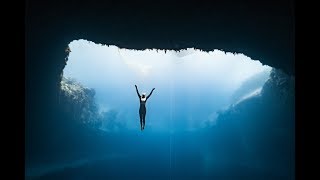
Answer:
139;98;147;110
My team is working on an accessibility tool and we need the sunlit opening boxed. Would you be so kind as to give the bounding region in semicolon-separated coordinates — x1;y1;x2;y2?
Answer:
62;39;272;132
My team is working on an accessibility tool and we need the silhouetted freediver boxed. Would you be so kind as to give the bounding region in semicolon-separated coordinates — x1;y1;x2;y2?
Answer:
135;85;155;131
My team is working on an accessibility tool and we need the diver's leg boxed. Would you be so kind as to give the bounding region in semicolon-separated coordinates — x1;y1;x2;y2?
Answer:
139;111;143;130
142;112;146;130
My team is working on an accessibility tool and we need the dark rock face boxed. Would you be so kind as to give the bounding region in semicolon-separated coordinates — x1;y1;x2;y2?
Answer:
26;0;294;75
214;68;295;177
230;68;271;103
59;77;101;128
59;77;126;131
262;68;295;106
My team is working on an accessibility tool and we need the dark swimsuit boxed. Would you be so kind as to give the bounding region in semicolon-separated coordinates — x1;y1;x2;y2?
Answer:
139;99;146;114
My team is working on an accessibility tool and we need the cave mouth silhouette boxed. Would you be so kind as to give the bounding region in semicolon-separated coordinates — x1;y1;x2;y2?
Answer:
60;39;273;131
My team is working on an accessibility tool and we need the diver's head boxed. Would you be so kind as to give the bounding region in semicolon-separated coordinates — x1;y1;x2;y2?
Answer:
141;93;146;98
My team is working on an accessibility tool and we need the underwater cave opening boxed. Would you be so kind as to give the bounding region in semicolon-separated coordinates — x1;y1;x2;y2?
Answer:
28;39;294;180
60;39;273;132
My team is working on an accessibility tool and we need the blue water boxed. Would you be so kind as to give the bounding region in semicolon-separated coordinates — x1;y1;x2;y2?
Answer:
25;41;294;180
26;127;293;180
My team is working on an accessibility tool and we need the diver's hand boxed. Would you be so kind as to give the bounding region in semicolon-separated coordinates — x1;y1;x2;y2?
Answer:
152;88;155;91
135;85;137;88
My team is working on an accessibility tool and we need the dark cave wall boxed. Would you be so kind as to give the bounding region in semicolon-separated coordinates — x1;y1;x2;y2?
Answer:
212;68;295;176
25;0;294;152
26;0;294;73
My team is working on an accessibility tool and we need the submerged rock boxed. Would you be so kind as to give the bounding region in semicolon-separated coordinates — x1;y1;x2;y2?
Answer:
214;68;295;175
59;77;101;127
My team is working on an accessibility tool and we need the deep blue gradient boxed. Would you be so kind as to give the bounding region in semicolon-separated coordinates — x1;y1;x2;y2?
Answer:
25;40;295;180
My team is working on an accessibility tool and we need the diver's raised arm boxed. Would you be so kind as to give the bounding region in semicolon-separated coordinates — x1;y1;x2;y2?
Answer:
147;88;155;100
135;85;141;98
